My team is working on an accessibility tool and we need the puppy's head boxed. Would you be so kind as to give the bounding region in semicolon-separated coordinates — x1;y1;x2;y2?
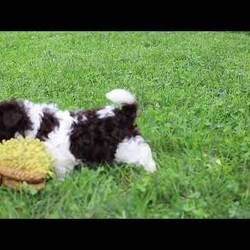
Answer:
0;100;31;141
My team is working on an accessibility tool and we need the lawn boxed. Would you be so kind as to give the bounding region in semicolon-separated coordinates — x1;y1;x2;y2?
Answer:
0;31;249;218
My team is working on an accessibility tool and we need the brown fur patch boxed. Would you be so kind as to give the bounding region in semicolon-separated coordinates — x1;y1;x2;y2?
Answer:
69;104;140;163
36;110;59;141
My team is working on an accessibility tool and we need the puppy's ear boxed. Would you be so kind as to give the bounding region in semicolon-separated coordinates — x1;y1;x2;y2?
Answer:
2;110;23;128
0;100;23;129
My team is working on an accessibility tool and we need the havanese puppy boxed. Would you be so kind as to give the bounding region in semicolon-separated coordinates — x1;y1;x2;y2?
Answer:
0;89;156;179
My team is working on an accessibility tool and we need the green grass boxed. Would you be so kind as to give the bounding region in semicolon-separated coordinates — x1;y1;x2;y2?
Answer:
0;31;249;218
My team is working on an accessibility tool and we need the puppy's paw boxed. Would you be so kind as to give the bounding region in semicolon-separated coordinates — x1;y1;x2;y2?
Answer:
144;161;157;173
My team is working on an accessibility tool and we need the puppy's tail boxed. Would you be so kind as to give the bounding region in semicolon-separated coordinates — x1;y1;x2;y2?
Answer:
106;89;138;123
106;89;136;105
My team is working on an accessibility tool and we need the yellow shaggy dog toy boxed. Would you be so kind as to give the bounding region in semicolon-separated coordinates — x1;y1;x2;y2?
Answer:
0;138;54;190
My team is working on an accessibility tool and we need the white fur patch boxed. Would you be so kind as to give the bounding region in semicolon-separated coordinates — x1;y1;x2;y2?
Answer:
14;132;23;138
114;136;156;172
96;105;115;119
106;89;136;104
23;100;58;138
80;114;87;122
42;110;80;179
18;100;79;179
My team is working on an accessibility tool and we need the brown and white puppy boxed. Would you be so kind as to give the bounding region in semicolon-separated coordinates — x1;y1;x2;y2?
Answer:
0;89;156;179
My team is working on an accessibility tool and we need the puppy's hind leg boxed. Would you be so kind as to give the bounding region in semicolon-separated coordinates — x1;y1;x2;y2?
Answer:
114;135;156;172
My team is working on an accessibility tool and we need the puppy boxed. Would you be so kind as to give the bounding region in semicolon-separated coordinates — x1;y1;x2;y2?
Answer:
0;89;156;179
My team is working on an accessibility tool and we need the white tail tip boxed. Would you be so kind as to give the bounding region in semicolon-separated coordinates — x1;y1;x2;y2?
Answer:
106;89;136;105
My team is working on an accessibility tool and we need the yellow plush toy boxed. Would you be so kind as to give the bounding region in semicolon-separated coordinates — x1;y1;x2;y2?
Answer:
0;138;54;190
